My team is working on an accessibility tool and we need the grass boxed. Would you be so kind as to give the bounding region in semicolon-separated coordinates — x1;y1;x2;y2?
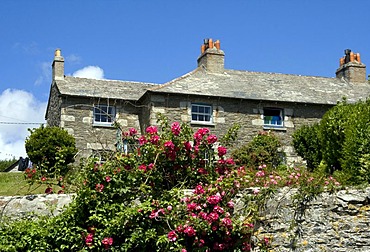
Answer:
0;172;63;196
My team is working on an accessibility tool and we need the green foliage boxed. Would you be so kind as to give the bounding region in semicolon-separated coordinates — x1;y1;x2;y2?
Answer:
0;119;342;251
231;131;283;168
0;158;17;172
25;126;77;178
291;98;370;184
340;99;370;184
220;123;240;147
0;218;52;251
319;99;352;173
292;123;322;171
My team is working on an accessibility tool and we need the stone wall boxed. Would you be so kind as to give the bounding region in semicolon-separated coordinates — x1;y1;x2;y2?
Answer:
59;96;142;158
257;187;370;251
46;83;62;127
0;194;73;220
147;93;331;162
1;188;370;251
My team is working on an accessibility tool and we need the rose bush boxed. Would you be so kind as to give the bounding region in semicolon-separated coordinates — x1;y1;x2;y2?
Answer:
0;117;341;251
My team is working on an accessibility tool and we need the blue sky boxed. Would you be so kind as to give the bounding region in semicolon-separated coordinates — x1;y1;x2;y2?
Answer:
1;0;370;159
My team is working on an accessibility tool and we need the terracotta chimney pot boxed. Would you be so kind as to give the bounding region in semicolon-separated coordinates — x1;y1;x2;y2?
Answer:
201;44;206;54
208;38;214;49
340;57;345;66
350;51;355;62
356;53;361;63
214;40;220;50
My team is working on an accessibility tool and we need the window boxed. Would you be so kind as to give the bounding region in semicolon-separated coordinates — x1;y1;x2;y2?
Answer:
191;104;212;123
94;105;115;125
263;108;283;127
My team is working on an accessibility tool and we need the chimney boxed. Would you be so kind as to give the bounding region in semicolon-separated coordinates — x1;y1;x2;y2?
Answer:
197;38;225;72
336;49;366;83
52;48;64;80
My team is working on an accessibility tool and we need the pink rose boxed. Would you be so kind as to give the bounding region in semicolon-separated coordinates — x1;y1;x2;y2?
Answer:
207;134;218;144
171;122;181;136
101;237;113;249
95;184;104;192
129;127;137;136
207;193;222;205
146;126;158;135
218;146;227;157
183;226;196;237
167;230;177;242
194;184;205;194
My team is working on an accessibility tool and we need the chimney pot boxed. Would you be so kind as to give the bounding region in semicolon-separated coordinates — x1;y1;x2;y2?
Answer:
356;53;361;63
214;40;221;50
336;49;366;83
350;52;355;62
197;38;225;72
208;38;214;49
201;44;206;54
52;48;64;80
340;57;345;66
55;49;61;57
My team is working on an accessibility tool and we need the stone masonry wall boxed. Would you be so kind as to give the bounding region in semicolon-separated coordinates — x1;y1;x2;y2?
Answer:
0;194;73;220
148;93;331;163
257;187;370;251
1;188;370;251
59;97;142;158
46;83;62;127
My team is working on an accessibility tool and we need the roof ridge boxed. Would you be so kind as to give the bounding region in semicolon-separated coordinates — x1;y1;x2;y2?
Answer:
64;76;159;86
149;68;202;91
225;69;338;80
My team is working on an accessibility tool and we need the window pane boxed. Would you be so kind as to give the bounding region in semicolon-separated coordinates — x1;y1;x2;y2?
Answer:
94;105;115;124
95;114;100;122
191;104;212;123
263;108;283;126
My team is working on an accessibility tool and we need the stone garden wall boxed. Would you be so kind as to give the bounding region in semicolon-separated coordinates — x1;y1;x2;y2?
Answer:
0;194;74;219
1;188;370;251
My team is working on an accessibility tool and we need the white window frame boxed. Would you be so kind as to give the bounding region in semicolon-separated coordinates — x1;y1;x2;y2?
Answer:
263;108;284;127
93;104;115;126
191;103;213;124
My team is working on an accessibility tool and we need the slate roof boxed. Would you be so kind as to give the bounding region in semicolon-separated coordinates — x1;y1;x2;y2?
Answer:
56;76;158;100
150;68;370;105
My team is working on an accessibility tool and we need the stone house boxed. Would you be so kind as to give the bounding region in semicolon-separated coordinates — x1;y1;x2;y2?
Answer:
46;39;370;161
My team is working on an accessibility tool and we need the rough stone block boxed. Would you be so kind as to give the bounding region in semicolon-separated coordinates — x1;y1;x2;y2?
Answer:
61;115;75;121
117;119;128;126
252;119;264;126
83;117;92;124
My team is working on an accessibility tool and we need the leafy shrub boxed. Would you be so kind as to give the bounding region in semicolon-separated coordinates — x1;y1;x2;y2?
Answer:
319;99;352;173
0;119;342;251
340;99;370;184
231;131;283;168
0;158;17;172
25;126;77;178
292;123;322;171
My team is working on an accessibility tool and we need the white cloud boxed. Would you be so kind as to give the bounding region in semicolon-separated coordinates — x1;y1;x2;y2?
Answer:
72;66;104;79
34;61;51;86
66;54;82;65
0;89;46;160
12;41;40;55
